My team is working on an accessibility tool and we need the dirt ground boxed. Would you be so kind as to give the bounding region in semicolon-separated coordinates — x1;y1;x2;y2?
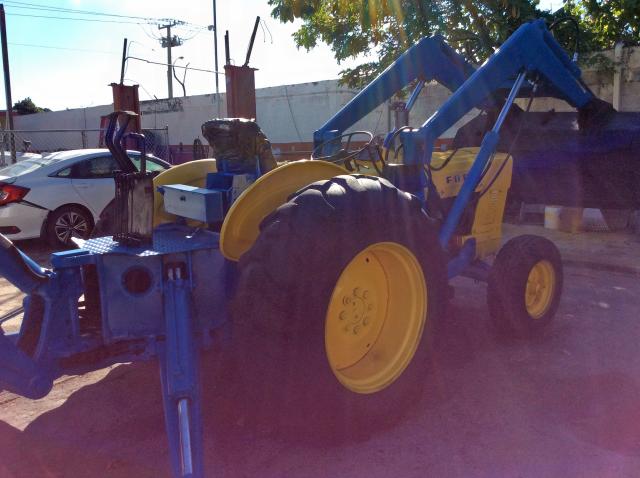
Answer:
1;232;640;477
0;239;51;332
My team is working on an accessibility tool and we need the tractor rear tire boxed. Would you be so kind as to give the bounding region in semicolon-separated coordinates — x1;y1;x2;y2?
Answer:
487;235;563;338
229;174;446;439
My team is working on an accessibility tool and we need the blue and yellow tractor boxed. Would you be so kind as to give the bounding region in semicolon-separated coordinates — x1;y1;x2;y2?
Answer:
0;19;638;478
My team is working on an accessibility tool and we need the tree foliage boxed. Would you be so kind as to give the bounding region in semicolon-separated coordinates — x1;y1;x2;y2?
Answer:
269;0;639;88
13;97;50;115
566;0;640;47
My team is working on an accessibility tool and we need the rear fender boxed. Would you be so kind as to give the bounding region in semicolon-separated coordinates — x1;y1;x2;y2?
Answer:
220;160;346;261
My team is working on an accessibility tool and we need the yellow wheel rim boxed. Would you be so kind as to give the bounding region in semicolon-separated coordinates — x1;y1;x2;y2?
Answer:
325;242;427;394
525;259;556;319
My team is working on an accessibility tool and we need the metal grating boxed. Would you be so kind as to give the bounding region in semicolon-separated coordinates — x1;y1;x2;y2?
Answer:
79;226;220;257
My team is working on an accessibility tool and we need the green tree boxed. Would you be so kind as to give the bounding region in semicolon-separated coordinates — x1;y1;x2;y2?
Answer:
13;97;50;115
269;0;639;88
565;0;640;47
269;0;546;87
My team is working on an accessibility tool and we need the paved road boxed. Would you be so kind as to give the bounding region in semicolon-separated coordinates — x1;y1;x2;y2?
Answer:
0;265;639;477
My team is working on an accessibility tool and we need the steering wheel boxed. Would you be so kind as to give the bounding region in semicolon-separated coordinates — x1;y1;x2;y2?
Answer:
311;131;383;172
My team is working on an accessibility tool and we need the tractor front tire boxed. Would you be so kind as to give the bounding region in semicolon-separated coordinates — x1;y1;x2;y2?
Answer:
230;175;446;438
487;235;563;337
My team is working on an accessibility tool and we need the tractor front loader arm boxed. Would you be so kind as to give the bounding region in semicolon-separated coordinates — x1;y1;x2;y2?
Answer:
393;20;601;246
313;35;477;148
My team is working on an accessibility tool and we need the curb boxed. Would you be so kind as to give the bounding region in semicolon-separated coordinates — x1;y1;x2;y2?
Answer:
563;258;640;276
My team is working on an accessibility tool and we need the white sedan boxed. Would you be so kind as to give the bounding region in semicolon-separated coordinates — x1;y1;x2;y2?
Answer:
0;149;169;247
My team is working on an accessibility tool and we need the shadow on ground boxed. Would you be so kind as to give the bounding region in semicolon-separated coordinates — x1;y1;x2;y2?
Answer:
2;268;640;477
0;300;484;477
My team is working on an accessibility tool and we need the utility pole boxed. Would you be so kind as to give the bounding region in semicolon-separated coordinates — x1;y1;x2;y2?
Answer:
0;5;15;163
166;23;172;98
158;21;182;99
212;0;219;95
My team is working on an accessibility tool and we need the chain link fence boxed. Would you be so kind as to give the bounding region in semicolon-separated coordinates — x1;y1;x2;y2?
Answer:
0;127;171;166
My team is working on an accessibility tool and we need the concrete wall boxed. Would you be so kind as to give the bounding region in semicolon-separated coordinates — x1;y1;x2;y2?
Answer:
8;79;476;159
11;45;640;160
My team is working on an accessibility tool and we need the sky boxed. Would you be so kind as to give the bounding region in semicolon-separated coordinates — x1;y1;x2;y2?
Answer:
0;0;558;112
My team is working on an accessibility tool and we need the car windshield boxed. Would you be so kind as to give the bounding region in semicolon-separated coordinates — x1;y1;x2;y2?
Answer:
0;152;72;178
0;158;50;177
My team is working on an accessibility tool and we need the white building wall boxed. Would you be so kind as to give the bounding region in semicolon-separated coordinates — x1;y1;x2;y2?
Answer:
12;46;640;153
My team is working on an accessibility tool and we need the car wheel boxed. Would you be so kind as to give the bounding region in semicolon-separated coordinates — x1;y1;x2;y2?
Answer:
46;205;93;248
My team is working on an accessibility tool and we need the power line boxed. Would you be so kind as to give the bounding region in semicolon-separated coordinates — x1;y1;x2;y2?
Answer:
123;78;158;100
126;56;222;75
6;12;147;24
128;39;158;53
8;41;118;54
3;0;159;22
180;27;206;41
139;23;162;41
259;19;273;44
4;1;208;29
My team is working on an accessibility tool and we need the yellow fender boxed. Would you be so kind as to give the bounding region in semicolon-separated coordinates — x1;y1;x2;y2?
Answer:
152;159;218;227
220;160;346;261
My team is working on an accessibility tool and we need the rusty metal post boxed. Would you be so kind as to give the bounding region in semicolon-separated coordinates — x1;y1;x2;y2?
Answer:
110;83;141;151
224;65;257;119
110;83;141;132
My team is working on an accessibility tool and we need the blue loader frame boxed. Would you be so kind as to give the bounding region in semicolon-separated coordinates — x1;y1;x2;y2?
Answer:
314;20;595;278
